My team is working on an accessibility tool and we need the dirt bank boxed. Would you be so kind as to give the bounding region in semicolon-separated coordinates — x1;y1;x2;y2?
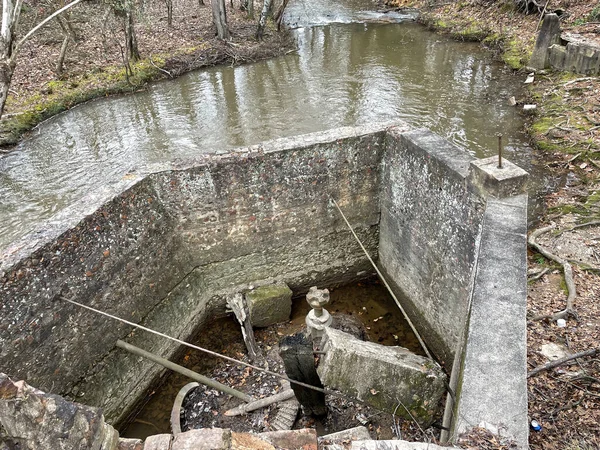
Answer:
0;0;294;149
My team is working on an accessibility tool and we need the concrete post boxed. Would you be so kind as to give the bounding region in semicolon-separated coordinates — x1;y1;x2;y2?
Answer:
305;286;333;342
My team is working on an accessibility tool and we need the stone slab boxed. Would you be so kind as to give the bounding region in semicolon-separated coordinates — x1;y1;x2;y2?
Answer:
144;434;173;450
171;429;231;450
119;438;144;450
246;282;293;327
529;13;561;69
258;429;318;450
320;426;372;448
316;328;447;425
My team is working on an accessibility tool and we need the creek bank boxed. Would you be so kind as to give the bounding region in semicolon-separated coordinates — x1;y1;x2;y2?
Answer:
0;0;294;150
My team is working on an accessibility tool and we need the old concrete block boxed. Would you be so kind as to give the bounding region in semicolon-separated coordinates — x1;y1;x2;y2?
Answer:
119;438;144;450
144;434;173;450
529;13;561;69
258;429;318;449
468;156;528;198
316;328;446;426
548;44;567;71
0;373;119;450
171;429;231;450
246;282;292;327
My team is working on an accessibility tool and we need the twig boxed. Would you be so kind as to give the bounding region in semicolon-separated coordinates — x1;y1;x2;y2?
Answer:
563;77;594;87
528;267;550;282
567;152;581;164
528;348;600;378
149;56;173;78
528;224;578;321
554;220;600;237
536;0;550;31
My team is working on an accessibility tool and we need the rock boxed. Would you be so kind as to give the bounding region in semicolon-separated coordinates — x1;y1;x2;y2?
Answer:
320;426;371;449
118;438;144;450
350;440;448;449
231;432;276;450
258;429;318;450
540;343;570;361
529;14;561;69
331;314;368;340
171;428;231;450
143;434;173;450
246;282;292;327
0;373;119;450
316;328;446;426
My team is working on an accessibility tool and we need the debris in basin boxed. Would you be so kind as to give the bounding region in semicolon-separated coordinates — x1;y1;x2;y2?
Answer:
227;292;261;360
316;328;447;426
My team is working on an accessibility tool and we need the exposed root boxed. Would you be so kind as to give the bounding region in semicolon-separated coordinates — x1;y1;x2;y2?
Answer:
528;224;578;321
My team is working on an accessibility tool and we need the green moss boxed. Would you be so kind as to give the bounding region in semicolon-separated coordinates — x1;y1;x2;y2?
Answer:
502;38;531;70
458;24;489;41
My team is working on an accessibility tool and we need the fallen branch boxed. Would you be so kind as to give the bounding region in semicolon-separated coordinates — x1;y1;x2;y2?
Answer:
528;224;577;320
528;267;550;282
563;77;595;87
528;348;600;378
555;220;600;237
149;55;173;78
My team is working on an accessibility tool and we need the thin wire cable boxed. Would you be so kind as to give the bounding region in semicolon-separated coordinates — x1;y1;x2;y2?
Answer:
63;297;331;395
330;197;433;360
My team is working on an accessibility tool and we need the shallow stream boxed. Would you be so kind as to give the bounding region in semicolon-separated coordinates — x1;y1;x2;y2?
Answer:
0;0;551;251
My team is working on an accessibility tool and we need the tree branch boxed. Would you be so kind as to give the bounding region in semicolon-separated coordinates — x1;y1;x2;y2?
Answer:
528;348;600;378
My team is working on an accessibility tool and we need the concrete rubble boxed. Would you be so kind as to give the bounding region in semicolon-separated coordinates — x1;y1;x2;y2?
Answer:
316;328;447;426
246;282;293;327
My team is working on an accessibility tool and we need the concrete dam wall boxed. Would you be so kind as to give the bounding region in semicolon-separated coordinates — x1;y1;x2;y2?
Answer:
0;122;529;446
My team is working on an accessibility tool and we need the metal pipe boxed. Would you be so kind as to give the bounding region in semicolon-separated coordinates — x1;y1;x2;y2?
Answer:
115;339;253;402
497;134;503;169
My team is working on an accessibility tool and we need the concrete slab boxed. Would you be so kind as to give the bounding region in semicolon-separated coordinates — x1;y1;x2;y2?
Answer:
144;434;173;450
316;328;446;425
468;156;528;198
246;282;292;327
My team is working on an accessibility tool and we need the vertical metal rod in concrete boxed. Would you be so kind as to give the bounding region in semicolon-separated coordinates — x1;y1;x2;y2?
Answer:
330;198;433;360
497;134;503;169
115;340;253;402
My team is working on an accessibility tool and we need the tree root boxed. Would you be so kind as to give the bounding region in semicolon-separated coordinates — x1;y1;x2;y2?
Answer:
528;223;578;321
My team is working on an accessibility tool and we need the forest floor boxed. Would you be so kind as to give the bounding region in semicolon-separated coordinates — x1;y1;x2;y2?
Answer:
385;0;600;448
0;0;293;147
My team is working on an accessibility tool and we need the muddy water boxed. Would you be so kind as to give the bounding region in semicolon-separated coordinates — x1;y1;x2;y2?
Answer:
122;279;418;439
0;4;548;251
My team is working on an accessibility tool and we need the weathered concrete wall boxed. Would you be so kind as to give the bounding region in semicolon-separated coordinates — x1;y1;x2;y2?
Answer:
378;128;485;368
0;123;391;424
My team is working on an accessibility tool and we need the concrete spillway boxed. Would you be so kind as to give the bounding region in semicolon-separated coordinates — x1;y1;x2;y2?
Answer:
0;122;529;447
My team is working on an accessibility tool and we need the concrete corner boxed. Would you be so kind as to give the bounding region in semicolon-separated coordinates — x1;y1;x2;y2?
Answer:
529;13;561;69
316;328;447;426
468;156;528;198
246;282;293;327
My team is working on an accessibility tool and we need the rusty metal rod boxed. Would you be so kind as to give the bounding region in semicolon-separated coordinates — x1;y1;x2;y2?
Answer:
497;134;503;169
116;339;253;402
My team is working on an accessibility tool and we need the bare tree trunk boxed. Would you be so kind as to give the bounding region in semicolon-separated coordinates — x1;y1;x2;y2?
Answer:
55;15;76;75
255;0;271;40
211;0;230;40
125;10;140;62
273;0;288;31
0;60;15;117
166;0;173;26
246;0;254;19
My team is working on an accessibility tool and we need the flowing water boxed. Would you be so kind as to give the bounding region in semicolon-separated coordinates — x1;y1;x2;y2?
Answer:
0;0;550;252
